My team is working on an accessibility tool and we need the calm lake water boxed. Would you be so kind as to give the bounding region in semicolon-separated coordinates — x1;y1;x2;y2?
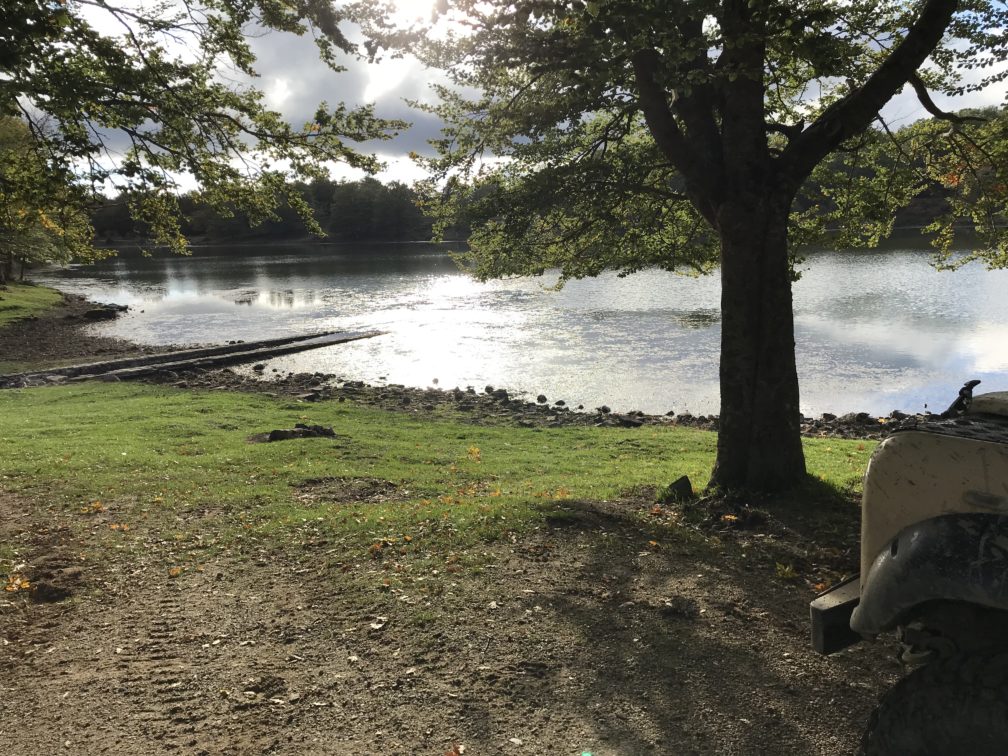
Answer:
30;243;1008;416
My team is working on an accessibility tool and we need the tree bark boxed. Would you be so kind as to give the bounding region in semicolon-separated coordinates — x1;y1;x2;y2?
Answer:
709;192;806;491
632;0;959;492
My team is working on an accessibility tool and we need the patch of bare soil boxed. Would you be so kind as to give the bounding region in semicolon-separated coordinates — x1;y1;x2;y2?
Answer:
1;490;902;755
294;477;405;506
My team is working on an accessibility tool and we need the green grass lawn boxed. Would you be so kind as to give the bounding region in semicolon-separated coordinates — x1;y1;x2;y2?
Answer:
0;282;63;327
0;382;874;565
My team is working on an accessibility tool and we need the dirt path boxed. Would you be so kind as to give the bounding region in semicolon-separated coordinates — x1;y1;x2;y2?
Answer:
1;490;900;756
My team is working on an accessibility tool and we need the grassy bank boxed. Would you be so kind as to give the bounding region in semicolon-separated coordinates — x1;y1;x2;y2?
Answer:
0;282;63;327
0;382;874;569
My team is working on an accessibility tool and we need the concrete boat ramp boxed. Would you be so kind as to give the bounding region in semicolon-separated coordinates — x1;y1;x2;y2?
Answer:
0;330;384;388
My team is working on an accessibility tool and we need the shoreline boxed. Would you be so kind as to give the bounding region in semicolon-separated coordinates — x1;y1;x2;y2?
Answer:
0;288;171;369
3;284;929;439
143;365;916;439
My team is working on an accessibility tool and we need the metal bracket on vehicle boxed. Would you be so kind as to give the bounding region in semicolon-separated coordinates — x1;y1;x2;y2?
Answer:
810;574;862;654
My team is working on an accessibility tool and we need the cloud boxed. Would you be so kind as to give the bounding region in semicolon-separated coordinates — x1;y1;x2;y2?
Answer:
74;4;1008;189
880;72;1006;128
242;27;448;170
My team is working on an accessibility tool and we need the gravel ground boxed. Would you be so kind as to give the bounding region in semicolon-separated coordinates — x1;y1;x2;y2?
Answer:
0;488;901;756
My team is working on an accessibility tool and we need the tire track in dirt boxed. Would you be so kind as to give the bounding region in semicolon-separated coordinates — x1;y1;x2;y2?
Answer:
118;587;207;752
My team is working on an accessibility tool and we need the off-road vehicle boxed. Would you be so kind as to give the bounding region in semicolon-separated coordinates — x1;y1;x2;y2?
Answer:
811;381;1008;755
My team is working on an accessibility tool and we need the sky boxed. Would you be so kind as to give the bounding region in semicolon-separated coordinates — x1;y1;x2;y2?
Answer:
80;0;1008;189
243;5;448;184
242;8;1006;186
76;0;451;189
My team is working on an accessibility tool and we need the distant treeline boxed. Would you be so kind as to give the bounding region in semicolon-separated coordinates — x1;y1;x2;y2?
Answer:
91;178;450;244
90;166;968;250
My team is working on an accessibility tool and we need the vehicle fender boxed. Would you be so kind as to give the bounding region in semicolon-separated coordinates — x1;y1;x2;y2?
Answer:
851;513;1008;637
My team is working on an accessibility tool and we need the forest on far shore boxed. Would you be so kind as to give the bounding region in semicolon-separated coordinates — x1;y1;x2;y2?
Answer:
89;170;962;251
90;177;445;245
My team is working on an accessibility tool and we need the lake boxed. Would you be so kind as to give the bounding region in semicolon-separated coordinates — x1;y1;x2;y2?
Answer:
30;243;1008;417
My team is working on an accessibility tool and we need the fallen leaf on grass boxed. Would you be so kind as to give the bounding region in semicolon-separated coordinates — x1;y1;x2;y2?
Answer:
445;745;466;756
167;566;183;578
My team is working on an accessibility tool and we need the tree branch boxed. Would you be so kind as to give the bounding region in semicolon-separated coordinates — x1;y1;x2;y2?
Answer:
907;73;987;125
667;15;722;180
780;0;959;189
631;48;717;224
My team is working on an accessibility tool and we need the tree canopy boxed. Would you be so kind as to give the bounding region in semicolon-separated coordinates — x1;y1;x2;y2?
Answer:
0;0;400;260
366;0;1008;490
0;117;101;283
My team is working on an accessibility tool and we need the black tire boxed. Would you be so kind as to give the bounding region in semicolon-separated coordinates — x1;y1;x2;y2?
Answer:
861;652;1008;755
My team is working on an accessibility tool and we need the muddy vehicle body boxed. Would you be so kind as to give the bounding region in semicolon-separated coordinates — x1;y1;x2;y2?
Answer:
811;383;1008;754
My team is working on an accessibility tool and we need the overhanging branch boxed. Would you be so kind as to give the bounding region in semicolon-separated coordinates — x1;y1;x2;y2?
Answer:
779;0;959;189
907;73;987;125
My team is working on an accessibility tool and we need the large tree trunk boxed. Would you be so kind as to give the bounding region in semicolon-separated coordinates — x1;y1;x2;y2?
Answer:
709;193;806;491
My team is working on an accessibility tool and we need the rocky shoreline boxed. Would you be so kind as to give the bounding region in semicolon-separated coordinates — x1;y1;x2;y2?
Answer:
3;287;934;440
142;365;924;439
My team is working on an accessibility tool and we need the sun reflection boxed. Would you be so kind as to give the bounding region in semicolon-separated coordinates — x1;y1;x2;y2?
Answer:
31;245;1008;418
423;273;488;301
962;326;1008;373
